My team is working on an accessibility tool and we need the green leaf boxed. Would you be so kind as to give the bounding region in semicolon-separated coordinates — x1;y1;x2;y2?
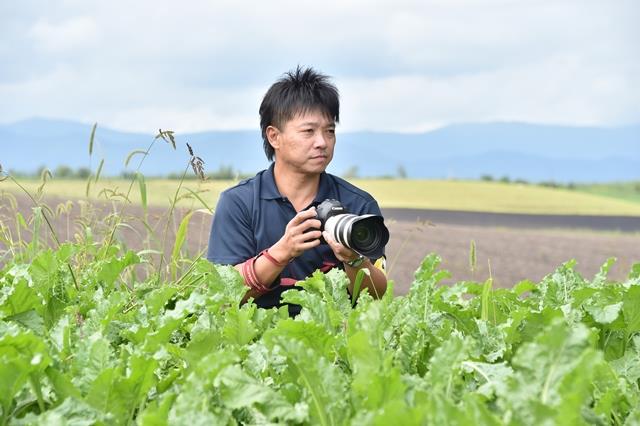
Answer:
610;335;640;386
20;397;106;425
71;333;115;392
629;263;640;280
45;367;81;401
5;310;44;335
264;334;350;426
592;257;617;286
95;250;140;288
170;211;194;280
461;360;513;399
86;354;158;424
586;302;623;324
0;324;52;418
348;330;405;411
623;285;640;334
222;304;258;347
215;365;307;423
352;267;367;306
504;319;600;423
0;355;29;418
0;279;42;317
513;279;536;296
425;333;469;397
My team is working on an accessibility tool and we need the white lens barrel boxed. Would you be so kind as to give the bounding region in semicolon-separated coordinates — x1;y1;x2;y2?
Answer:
324;214;358;249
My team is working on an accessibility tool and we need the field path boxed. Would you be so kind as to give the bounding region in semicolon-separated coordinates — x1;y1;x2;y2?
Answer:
383;208;640;232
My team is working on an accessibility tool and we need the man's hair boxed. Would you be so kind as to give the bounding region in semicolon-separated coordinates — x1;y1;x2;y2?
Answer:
259;66;340;161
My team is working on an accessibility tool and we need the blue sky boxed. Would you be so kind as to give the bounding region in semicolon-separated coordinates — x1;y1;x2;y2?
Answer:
1;0;638;133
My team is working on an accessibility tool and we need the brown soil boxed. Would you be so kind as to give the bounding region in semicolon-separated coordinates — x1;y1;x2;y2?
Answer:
2;194;639;296
385;220;640;295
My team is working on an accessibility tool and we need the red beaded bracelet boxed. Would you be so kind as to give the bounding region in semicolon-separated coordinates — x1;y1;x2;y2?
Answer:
241;256;268;293
260;249;289;267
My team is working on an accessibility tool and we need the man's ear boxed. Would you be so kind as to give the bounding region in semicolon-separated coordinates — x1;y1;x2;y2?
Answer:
266;126;280;150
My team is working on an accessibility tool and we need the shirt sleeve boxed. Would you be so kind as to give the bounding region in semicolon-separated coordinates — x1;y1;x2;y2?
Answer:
207;190;256;265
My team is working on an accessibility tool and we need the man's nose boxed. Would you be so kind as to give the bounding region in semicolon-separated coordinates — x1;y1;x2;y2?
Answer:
314;132;328;148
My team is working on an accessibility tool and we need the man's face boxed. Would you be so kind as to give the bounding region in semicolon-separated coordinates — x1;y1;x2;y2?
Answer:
269;109;336;174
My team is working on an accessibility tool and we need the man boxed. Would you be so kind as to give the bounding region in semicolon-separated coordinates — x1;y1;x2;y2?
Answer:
207;66;388;316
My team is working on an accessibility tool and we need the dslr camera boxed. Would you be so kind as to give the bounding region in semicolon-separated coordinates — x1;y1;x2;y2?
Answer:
316;199;389;257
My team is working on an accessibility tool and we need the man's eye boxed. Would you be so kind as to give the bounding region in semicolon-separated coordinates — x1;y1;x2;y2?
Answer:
303;129;314;133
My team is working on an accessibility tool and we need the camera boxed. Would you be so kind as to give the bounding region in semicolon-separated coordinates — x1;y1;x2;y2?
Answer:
315;199;389;257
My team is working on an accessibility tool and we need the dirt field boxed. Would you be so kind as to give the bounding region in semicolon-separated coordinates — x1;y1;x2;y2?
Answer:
384;220;640;294
2;194;639;296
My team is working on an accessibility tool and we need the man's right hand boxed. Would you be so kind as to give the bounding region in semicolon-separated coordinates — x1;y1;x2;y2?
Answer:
270;207;322;262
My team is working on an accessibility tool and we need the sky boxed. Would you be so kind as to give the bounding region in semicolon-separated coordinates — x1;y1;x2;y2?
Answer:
1;0;638;133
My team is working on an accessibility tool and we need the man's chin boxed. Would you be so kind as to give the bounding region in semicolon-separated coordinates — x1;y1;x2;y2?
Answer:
304;161;329;173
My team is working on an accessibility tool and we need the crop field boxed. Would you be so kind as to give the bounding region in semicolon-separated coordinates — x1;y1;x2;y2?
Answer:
1;148;640;424
1;233;639;424
6;177;640;216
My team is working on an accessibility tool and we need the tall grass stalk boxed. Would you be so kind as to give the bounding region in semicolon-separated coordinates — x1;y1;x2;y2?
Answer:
7;175;79;290
101;129;175;258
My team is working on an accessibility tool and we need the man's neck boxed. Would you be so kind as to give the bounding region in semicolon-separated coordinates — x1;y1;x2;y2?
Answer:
273;162;321;212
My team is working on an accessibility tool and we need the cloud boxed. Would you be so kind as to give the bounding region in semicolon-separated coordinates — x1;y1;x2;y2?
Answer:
341;51;639;132
29;16;99;52
0;0;638;132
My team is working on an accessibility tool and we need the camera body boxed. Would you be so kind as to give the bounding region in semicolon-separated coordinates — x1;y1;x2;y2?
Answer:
316;199;389;257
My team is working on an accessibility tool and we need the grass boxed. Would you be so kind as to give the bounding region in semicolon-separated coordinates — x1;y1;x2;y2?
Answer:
351;179;640;216
1;178;235;211
4;178;640;216
574;181;640;204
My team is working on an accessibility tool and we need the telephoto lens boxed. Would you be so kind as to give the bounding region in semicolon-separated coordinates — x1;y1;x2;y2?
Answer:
316;199;389;257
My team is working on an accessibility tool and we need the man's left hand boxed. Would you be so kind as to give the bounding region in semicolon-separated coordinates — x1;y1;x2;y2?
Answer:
322;231;361;264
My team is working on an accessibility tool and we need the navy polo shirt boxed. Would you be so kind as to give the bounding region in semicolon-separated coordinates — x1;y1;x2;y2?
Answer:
207;163;385;314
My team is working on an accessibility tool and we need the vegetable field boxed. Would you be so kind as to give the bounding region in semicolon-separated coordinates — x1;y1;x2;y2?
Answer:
1;245;639;424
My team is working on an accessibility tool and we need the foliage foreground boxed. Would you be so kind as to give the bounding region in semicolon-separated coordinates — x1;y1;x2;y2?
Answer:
1;246;640;425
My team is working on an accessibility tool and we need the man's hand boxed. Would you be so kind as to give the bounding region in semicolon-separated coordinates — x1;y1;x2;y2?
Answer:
270;207;322;262
323;230;387;299
322;231;361;264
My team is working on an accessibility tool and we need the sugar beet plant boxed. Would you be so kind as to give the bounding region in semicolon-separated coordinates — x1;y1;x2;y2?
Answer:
1;248;639;425
1;131;640;424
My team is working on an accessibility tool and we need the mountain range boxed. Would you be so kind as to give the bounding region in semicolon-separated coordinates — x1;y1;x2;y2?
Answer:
1;118;638;182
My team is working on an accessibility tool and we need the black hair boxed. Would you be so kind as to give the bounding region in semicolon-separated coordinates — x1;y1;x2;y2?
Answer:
259;66;340;161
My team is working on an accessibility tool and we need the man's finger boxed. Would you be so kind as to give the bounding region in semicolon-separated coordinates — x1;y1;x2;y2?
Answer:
297;230;322;243
293;219;321;234
288;208;317;227
299;239;322;250
322;231;336;244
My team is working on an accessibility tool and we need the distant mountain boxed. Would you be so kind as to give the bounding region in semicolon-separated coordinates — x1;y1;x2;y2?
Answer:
1;118;638;182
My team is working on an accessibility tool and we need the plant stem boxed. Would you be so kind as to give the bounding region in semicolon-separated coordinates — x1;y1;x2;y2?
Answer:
9;177;80;290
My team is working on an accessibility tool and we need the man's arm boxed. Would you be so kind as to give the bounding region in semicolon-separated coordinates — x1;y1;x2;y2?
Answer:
234;208;322;302
322;231;388;298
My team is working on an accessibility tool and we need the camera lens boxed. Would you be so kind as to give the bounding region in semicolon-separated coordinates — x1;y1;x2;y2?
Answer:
352;222;375;248
317;199;389;257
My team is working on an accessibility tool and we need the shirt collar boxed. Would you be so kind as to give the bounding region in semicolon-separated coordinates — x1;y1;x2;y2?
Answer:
260;163;282;200
260;163;336;203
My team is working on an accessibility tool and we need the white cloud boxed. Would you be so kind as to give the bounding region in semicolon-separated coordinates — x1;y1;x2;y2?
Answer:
1;0;638;132
29;16;99;52
340;51;639;132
